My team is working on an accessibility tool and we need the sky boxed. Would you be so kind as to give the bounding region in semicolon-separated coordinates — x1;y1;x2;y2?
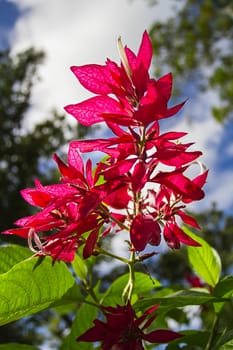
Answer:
1;0;233;218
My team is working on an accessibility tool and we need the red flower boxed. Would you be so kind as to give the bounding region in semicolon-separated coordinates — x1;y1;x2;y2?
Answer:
185;273;205;288
3;146;131;262
147;184;205;249
77;302;182;349
65;31;184;128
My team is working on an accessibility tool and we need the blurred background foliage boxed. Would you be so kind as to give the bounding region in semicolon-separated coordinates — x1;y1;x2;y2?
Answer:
149;0;233;122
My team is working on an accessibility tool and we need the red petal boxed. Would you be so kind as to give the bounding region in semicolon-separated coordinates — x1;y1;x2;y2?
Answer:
144;329;183;343
77;320;105;342
104;185;131;209
173;224;201;247
102;112;136;127
70;139;112;153
155;149;202;167
103;158;135;179
164;224;180;249
53;153;78;179
83;229;99;259
131;161;147;192
46;238;77;263
178;210;200;229
158;131;187;140
67;145;84;173
65;96;123;126
78;191;101;218
156;73;172;101
21;189;51;207
130;214;161;251
193;170;209;188
164;100;186;118
136;30;153;70
71;64;112;95
2;227;30;238
43;184;77;196
154;170;205;201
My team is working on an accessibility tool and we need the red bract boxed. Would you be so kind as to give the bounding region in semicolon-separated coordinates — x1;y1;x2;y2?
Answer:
77;302;182;349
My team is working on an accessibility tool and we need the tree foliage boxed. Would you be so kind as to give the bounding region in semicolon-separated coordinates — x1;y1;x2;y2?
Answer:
0;47;89;234
149;0;233;122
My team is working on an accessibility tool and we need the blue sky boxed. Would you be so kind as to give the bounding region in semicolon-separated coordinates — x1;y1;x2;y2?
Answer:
0;0;19;47
1;0;233;216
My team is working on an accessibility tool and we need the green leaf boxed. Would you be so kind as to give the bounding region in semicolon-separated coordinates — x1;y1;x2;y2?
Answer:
0;256;75;325
165;330;209;349
134;290;227;312
72;253;88;281
53;283;85;314
102;272;161;306
213;330;233;350
218;339;233;350
0;244;32;274
214;276;233;298
184;227;222;287
213;276;233;313
0;345;39;350
60;302;98;350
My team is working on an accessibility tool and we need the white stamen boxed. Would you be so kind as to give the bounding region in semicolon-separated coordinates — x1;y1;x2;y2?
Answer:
117;36;132;80
28;228;43;253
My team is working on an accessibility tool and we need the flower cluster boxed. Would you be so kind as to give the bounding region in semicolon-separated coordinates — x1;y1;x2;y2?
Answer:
77;302;182;349
3;31;207;262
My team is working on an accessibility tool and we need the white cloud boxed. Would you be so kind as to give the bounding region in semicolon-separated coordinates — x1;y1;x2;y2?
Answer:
205;169;233;213
9;0;170;125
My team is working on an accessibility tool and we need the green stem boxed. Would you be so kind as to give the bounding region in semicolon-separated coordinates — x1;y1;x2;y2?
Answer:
205;314;219;350
97;247;130;264
109;213;129;231
87;286;100;305
99;202;129;231
122;251;136;303
82;298;101;309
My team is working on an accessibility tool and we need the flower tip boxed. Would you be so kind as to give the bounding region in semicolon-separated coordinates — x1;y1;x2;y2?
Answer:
70;65;77;75
117;35;132;79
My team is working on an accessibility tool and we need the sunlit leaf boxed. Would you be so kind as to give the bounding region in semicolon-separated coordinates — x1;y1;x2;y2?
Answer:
0;244;32;274
0;345;39;350
0;256;75;325
165;330;209;349
134;290;227;312
184;227;222;287
72;254;88;281
218;339;233;350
